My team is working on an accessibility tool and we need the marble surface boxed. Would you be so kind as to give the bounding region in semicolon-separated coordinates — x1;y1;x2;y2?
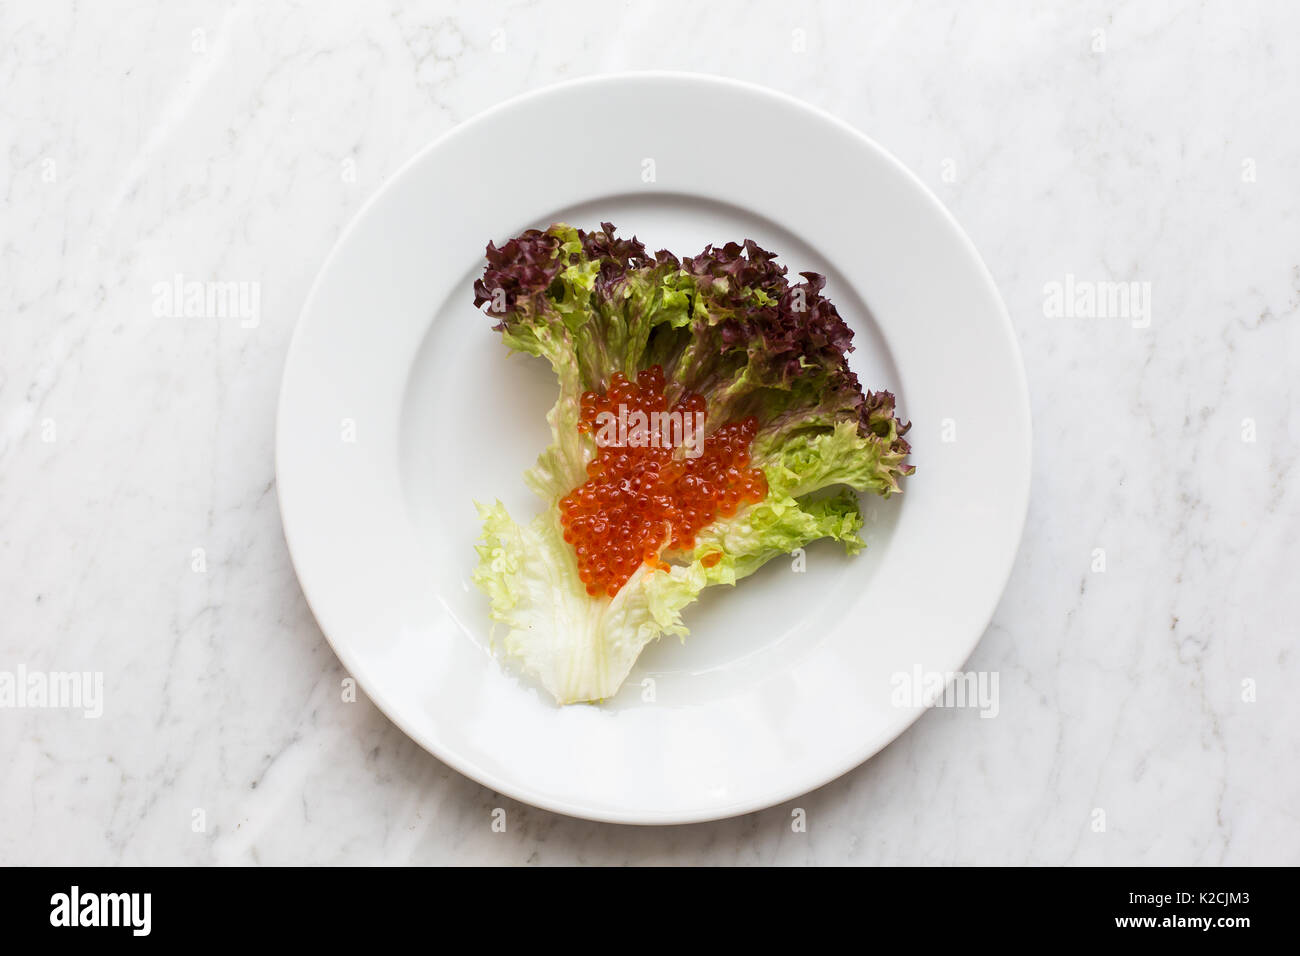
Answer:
2;0;1298;865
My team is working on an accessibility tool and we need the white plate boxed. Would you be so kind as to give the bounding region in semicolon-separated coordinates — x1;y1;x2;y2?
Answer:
276;73;1031;824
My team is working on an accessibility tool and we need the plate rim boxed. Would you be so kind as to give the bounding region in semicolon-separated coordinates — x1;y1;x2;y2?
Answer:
275;70;1033;825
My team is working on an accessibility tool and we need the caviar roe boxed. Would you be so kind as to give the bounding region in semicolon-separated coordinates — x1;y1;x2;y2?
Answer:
559;365;768;598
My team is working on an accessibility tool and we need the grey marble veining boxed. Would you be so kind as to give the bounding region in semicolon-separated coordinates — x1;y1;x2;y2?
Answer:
1;0;1297;864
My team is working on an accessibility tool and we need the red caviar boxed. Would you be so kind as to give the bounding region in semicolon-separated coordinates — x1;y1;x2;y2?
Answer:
560;365;768;598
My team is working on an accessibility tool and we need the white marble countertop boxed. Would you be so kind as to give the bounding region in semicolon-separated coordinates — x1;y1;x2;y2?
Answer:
2;0;1298;865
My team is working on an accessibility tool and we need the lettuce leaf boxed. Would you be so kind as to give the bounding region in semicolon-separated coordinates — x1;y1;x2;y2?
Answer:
471;223;913;703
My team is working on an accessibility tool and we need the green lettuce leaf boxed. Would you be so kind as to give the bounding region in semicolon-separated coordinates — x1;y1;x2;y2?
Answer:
470;223;913;703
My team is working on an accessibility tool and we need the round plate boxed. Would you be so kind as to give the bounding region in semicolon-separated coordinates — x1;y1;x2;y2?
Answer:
276;73;1031;824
